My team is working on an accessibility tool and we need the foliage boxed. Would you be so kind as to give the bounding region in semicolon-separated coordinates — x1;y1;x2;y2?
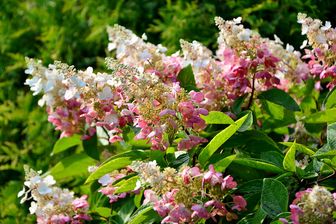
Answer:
2;0;336;223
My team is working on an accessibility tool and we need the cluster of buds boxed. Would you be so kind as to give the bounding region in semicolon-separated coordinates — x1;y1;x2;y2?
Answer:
298;13;336;89
130;161;246;223
280;185;336;224
24;57;208;151
18;166;91;224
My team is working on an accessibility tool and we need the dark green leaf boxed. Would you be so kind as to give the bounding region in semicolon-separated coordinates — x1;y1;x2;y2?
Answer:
258;88;300;111
177;65;197;91
327;122;336;149
83;134;99;160
261;178;288;218
323;86;336;109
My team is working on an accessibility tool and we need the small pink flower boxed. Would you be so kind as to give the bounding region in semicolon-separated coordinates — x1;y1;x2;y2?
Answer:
221;175;237;190
203;165;223;186
191;204;210;219
72;195;89;210
232;195;247;211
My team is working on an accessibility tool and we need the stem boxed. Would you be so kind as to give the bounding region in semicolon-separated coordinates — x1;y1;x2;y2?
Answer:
247;73;256;109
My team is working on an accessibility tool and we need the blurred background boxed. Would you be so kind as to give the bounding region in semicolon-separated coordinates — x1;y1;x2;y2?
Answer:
0;0;335;222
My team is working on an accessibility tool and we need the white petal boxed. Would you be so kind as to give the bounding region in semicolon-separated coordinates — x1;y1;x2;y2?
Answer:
17;187;26;197
98;174;113;186
44;175;56;186
29;202;38;214
37;182;52;195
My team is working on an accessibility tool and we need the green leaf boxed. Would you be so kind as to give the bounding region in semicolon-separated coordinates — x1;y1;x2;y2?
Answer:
327;122;336;149
198;114;249;166
304;108;336;123
213;155;236;172
128;206;160;224
95;207;111;218
261;178;288;218
280;142;315;155
232;158;284;173
237;110;253;132
200;111;234;124
177;65;197;91
50;153;95;181
52;134;81;155
83;134;99;160
283;142;296;172
323;86;336;109
85;150;148;184
313;144;336;158
258;88;300;111
114;176;139;194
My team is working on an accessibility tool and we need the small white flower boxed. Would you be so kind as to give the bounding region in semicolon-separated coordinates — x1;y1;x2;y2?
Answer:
316;33;327;44
286;44;294;52
139;49;152;61
29;202;38;214
233;17;242;24
274;34;283;45
321;21;331;31
237;29;251;41
37;182;52;195
300;40;308;49
141;33;148;40
134;180;142;190
98;86;113;100
108;42;116;51
64;87;78;100
301;24;309;35
98;174;113;186
88;165;98;173
44;175;56;186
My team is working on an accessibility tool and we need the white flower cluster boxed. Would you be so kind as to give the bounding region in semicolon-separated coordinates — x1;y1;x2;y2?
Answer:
18;166;90;224
130;160;164;187
107;24;168;73
297;13;335;49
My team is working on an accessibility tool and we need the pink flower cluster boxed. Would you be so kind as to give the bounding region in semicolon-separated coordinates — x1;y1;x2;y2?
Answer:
280;185;336;224
131;161;247;223
24;57;208;151
298;13;336;90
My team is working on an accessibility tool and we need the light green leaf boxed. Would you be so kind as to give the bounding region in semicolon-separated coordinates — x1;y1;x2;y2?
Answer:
114;176;139;194
198;114;249;166
232;158;284;174
85;150;147;184
213;155;236;172
304;108;336;123
52;134;81;155
200;111;234;124
280;142;315;155
50;153;95;181
128;206;160;224
283;142;297;172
